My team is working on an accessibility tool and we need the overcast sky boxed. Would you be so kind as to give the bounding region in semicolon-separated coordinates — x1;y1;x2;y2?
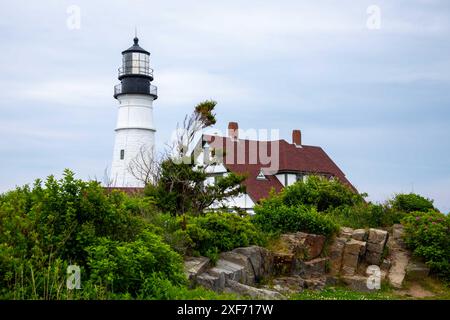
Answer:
0;0;449;212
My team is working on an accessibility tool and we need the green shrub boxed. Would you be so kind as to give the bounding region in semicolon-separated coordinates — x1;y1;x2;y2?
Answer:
281;176;364;211
253;203;339;238
391;193;435;213
138;273;238;299
87;230;186;295
402;211;450;280
325;203;405;229
0;170;189;299
185;212;264;258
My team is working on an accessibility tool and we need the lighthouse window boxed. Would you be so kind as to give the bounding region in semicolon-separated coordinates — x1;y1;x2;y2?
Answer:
120;149;125;160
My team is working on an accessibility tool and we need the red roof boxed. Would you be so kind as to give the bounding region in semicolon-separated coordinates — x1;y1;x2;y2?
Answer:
203;134;355;203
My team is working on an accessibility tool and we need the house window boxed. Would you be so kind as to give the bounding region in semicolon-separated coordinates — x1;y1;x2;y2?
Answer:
296;173;304;182
120;149;125;160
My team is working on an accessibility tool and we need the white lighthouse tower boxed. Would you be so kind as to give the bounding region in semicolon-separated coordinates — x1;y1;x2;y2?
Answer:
110;36;158;187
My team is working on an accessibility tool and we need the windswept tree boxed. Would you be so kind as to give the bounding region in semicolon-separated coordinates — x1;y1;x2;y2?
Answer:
143;100;246;216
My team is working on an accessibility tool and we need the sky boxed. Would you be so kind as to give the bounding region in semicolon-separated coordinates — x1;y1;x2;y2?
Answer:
0;0;449;212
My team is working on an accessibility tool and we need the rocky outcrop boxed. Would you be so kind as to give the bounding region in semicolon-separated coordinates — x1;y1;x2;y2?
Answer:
187;226;421;297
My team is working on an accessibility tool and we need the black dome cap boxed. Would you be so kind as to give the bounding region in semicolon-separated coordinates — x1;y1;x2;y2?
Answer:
122;37;150;55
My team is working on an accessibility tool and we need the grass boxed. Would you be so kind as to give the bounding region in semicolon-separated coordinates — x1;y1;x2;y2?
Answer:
290;286;398;300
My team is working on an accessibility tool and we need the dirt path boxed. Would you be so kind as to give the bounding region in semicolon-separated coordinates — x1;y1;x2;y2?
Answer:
396;283;435;299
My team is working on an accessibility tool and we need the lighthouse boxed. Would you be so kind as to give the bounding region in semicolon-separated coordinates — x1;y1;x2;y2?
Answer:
110;36;157;187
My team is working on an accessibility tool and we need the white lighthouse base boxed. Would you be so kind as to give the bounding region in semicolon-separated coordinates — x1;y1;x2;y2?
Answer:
110;94;156;187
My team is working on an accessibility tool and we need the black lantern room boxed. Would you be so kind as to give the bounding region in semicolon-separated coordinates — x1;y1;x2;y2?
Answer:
114;37;157;99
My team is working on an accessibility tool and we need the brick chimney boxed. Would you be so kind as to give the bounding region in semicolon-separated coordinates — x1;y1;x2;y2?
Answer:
228;122;239;140
292;129;302;146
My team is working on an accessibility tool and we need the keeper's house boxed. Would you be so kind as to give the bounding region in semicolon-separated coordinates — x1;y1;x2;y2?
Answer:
193;122;356;213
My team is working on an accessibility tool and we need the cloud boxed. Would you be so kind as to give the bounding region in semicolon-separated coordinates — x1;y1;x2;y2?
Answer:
18;79;112;107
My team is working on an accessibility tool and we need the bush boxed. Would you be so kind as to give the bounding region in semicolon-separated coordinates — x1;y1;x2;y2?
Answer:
391;193;435;213
253;203;339;239
185;212;264;259
402;211;450;280
325;203;405;229
281;176;364;211
0;170;188;299
87;230;186;294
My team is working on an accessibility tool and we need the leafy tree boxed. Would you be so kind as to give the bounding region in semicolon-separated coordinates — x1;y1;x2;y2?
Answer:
145;100;246;215
390;193;435;213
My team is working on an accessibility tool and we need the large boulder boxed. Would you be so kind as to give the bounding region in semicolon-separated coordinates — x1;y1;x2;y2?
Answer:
184;257;210;281
278;232;326;260
209;259;246;283
196;272;226;292
220;251;256;285
328;237;347;275
365;229;389;265
341;239;366;276
232;246;273;279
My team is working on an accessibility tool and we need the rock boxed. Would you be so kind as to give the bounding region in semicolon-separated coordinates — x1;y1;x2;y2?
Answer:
232;246;273;279
272;252;295;275
341;239;366;276
220;251;255;285
339;227;354;239
368;228;389;244
352;229;367;241
209;259;245;283
304;277;326;290
298;232;326;260
184;257;210;281
278;232;326;260
196;272;226;292
225;280;286;300
329;237;347;275
366;229;389;265
299;257;329;278
406;261;430;280
269;276;305;294
345;239;367;256
342;275;379;293
388;250;410;288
